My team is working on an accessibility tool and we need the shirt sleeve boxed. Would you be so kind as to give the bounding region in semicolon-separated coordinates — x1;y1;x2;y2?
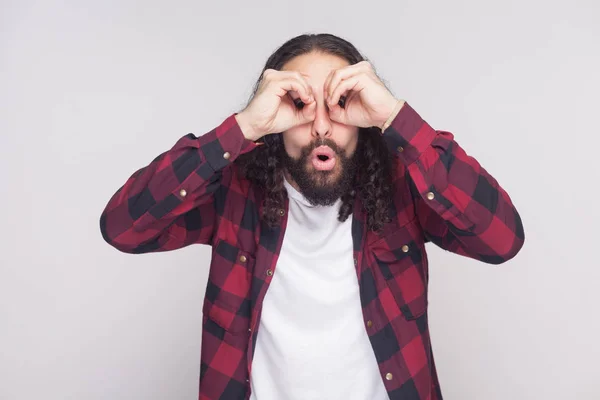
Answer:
382;102;525;264
100;113;258;254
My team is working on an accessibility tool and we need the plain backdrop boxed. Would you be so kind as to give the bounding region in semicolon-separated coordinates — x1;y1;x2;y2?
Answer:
1;0;599;399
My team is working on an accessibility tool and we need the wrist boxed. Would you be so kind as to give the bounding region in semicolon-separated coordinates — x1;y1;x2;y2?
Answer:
380;99;406;133
235;111;260;141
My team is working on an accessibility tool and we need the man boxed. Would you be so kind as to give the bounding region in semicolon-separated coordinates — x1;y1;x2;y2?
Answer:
101;33;524;400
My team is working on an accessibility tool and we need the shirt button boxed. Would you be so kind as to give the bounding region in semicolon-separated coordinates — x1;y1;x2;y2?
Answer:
278;209;285;216
239;255;247;263
366;320;373;328
266;269;273;276
426;191;435;200
223;152;231;160
179;189;187;197
397;146;404;153
353;258;358;266
385;372;393;380
401;244;409;253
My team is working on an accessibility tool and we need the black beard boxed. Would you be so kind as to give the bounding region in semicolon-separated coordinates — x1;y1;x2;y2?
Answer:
281;138;358;207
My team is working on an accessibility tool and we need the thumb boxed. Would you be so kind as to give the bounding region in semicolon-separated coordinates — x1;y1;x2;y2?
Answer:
328;103;348;125
298;100;317;124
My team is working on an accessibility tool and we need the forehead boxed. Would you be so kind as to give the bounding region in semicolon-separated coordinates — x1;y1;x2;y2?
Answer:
281;52;350;86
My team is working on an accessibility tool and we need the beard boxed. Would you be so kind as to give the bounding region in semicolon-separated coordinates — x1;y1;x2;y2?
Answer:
281;138;358;207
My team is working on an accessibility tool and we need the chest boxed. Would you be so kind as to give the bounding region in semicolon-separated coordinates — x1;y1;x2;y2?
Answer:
203;175;429;335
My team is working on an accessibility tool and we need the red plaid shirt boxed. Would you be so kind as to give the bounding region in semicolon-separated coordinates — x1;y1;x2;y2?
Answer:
100;102;524;400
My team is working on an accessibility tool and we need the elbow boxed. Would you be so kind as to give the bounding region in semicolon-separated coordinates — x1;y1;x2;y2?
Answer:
505;236;525;263
499;211;525;264
484;209;525;265
100;212;163;255
488;220;525;265
99;212;139;254
488;237;524;265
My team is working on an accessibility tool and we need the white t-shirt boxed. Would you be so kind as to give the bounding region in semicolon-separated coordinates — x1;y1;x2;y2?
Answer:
249;176;389;400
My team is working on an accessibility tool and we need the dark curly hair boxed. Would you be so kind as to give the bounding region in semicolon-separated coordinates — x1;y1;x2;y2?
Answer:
235;33;395;233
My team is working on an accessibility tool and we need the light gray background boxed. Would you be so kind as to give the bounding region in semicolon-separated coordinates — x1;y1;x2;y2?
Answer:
1;0;599;399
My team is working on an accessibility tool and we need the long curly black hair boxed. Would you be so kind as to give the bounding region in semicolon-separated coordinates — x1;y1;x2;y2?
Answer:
236;33;395;233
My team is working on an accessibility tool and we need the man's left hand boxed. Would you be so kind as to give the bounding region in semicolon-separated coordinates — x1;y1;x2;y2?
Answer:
324;61;402;129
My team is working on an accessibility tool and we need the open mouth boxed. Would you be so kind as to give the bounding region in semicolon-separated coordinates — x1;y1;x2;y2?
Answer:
311;146;336;171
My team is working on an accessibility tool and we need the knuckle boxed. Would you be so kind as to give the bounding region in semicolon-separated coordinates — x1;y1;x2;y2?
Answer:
262;69;275;79
292;73;307;89
359;61;372;72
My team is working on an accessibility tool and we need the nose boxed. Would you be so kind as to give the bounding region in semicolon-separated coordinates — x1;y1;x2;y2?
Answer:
311;97;333;139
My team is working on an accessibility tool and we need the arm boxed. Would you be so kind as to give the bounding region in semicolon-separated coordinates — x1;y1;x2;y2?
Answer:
383;102;524;264
100;114;258;254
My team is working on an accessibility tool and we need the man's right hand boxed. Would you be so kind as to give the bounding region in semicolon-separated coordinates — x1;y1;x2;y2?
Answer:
235;69;316;141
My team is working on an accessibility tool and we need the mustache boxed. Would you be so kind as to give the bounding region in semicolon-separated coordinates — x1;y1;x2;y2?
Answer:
300;138;343;158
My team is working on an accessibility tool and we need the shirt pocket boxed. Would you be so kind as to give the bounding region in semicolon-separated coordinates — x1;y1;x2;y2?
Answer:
370;216;428;320
203;238;255;334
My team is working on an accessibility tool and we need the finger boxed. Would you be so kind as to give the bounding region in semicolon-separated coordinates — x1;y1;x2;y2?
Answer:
329;75;362;108
276;78;314;104
326;62;370;102
328;101;349;125
323;69;335;102
261;68;276;80
262;69;312;103
277;71;314;102
297;99;317;124
289;78;314;104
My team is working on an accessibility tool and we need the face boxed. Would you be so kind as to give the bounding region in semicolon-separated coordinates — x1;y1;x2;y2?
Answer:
280;51;360;206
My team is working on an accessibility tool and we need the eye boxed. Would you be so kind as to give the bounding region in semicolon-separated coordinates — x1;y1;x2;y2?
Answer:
338;95;347;109
293;98;305;109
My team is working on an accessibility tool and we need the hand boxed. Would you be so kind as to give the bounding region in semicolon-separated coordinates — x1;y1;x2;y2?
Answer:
235;69;317;141
324;61;402;129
